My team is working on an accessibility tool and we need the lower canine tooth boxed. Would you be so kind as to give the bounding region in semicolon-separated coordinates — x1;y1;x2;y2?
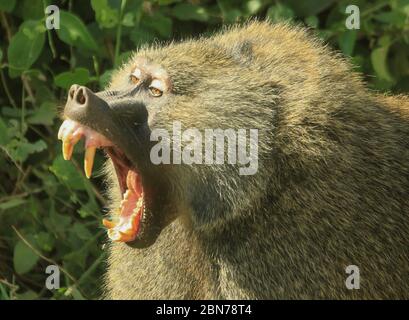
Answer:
84;146;96;179
102;219;116;229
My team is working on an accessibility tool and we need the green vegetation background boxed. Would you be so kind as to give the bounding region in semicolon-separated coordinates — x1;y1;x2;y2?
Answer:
0;0;408;300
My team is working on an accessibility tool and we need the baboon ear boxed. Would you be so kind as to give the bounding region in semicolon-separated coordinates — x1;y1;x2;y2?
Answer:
230;40;253;65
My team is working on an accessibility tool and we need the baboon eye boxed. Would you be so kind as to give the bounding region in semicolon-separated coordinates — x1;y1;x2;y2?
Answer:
149;79;164;97
130;75;140;85
130;68;142;85
149;86;163;97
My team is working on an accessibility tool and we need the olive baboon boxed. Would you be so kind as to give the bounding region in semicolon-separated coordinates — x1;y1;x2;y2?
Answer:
58;22;409;299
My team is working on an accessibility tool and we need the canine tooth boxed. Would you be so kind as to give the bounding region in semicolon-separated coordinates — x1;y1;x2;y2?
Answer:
107;229;130;242
62;140;74;160
84;146;96;179
102;219;116;229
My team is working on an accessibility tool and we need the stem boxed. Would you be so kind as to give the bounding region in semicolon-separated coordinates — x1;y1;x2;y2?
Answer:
20;83;25;138
361;1;389;18
69;231;106;291
0;146;24;173
0;11;18;111
21;75;35;104
114;0;127;67
75;251;106;288
0;68;17;108
43;0;57;59
0;11;12;42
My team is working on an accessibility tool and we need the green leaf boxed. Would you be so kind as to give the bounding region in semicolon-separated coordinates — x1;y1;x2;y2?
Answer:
130;26;157;47
305;16;319;28
218;0;242;23
245;0;263;15
0;0;16;12
0;198;26;211
34;232;55;252
0;118;10;146
15;0;44;20
72;223;92;240
338;31;357;56
56;11;98;52
50;155;86;191
371;46;395;83
285;0;337;17
374;11;407;27
54;68;90;90
142;12;173;38
117;51;132;66
13;239;40;274
27;102;57;126
7;20;45;75
122;12;135;27
99;69;113;89
171;3;209;22
46;209;72;236
158;0;181;4
16;290;38;300
91;0;119;28
266;3;294;22
71;287;86;300
6;139;47;163
0;283;10;300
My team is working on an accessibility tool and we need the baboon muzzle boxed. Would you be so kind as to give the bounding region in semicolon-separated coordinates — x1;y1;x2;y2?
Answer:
59;84;157;245
64;84;110;123
64;84;148;133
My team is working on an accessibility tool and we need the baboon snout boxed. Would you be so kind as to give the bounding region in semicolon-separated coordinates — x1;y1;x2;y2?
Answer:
64;84;110;122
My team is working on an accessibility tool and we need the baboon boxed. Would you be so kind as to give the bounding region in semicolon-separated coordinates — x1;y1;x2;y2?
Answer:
58;22;409;299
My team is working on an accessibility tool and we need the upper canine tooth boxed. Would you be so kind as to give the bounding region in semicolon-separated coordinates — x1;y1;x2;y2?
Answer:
62;140;74;160
84;146;96;179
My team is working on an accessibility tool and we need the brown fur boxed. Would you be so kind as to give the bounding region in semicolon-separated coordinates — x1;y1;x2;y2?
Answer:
103;22;409;299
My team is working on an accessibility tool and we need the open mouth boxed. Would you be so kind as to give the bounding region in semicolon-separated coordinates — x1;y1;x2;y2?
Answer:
57;119;145;243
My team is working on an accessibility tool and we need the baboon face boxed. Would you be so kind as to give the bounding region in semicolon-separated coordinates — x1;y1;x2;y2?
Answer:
58;40;276;247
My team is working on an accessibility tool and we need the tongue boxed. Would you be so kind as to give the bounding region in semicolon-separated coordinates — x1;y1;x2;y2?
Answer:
120;189;139;217
121;170;141;217
102;170;144;243
126;170;142;196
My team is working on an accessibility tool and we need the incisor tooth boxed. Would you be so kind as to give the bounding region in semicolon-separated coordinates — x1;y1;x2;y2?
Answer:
62;140;74;160
132;195;144;215
84;146;96;179
57;123;65;140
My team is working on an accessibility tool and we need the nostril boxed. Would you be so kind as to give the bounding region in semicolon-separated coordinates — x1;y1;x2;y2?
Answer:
69;88;75;100
75;88;87;105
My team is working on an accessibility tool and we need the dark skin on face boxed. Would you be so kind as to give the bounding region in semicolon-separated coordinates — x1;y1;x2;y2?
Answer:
58;58;178;248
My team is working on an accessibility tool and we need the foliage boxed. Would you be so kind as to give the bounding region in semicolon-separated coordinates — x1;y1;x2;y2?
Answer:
0;0;408;300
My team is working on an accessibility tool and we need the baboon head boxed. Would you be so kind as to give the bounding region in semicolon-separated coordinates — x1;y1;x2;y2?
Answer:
58;32;277;248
